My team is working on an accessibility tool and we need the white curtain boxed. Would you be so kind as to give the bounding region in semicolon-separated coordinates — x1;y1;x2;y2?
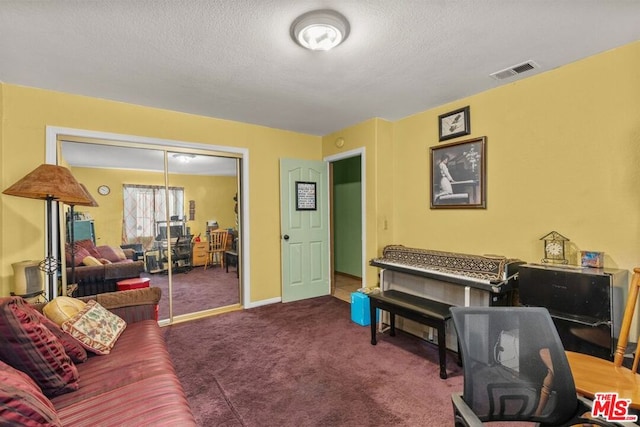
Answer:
122;185;184;248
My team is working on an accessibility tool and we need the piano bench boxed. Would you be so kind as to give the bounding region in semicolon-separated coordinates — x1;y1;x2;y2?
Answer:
369;289;453;379
435;193;469;205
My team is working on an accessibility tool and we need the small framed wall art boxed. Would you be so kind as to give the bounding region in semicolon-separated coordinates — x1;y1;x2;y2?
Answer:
438;106;470;141
295;181;317;211
581;251;604;268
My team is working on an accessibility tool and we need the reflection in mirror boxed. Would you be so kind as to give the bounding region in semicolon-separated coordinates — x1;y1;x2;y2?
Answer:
60;142;164;301
166;152;240;318
59;141;240;323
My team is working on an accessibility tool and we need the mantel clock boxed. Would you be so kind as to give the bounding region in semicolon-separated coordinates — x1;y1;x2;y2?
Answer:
540;231;569;264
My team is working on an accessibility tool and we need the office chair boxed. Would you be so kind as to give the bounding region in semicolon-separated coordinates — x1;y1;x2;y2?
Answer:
450;306;636;427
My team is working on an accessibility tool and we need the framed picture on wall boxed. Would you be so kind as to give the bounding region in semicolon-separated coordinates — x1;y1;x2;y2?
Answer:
295;181;317;211
430;136;486;209
438;106;470;141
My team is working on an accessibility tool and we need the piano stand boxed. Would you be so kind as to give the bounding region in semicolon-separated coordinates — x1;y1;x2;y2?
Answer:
369;289;453;379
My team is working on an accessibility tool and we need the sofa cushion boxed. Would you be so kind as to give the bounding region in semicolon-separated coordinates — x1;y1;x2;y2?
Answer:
33;310;87;364
0;359;62;427
62;301;126;355
50;320;194;422
50;321;170;408
96;245;127;263
0;297;79;397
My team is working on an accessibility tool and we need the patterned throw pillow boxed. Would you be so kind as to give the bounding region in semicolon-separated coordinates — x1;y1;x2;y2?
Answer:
62;300;126;355
0;359;62;426
0;297;79;397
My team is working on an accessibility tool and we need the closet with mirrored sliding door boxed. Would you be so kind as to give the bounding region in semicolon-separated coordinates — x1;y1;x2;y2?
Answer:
56;135;242;325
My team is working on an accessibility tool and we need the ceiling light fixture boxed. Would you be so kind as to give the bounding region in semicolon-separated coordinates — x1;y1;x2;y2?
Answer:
291;9;350;51
173;153;196;163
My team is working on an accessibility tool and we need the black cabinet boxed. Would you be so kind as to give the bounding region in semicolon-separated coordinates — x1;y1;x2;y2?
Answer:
518;263;627;360
67;219;95;244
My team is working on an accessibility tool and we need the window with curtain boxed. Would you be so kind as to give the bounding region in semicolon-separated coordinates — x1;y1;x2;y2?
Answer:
122;185;184;249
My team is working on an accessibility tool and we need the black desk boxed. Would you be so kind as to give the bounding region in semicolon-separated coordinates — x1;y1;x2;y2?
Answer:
225;251;238;277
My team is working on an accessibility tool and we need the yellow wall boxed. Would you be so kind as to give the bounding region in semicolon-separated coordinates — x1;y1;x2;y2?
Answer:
322;41;640;287
391;41;640;337
0;85;320;301
2;40;639;304
323;118;395;286
70;167;237;247
389;41;640;276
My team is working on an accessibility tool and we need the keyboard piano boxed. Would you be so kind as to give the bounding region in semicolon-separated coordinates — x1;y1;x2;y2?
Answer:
370;246;524;351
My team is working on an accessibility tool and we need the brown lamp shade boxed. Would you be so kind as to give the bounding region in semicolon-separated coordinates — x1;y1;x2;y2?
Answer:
78;183;99;207
3;164;93;205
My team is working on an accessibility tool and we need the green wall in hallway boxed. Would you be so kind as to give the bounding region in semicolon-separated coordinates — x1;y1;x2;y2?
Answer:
333;156;362;277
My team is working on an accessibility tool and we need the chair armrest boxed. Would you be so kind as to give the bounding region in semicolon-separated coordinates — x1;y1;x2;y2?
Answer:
79;287;161;323
451;392;483;427
31;287;161;323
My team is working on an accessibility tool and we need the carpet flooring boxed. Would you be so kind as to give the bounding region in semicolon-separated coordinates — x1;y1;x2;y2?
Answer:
164;295;471;426
144;265;240;320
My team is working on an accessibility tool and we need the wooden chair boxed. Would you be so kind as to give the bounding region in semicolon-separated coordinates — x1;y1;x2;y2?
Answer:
204;229;228;270
566;267;640;409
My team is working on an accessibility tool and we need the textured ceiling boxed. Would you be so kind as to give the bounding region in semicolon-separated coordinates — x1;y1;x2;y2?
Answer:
1;1;639;136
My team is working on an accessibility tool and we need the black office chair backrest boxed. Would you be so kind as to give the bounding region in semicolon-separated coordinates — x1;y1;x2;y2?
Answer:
450;306;579;425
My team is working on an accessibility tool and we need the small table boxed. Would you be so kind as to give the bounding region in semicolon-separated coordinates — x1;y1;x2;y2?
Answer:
225;251;238;277
117;277;151;291
566;350;640;410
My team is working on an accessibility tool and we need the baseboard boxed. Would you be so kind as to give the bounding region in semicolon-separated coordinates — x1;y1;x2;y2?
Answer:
245;296;281;309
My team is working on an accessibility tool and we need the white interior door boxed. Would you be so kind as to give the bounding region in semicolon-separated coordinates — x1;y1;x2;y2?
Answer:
280;158;329;302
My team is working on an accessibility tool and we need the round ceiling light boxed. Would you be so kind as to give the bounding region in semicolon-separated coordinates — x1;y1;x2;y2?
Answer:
291;10;350;51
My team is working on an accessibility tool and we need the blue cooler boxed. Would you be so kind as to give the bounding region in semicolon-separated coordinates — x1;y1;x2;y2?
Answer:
350;292;379;326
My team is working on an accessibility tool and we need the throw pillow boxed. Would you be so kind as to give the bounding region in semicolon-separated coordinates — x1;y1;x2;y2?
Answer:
0;359;62;427
43;296;87;326
96;245;124;263
0;297;79;397
74;239;101;258
62;300;126;355
82;255;103;266
71;246;91;267
33;311;87;364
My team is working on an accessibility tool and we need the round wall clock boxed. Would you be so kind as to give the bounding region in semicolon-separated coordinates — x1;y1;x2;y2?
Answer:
97;185;110;196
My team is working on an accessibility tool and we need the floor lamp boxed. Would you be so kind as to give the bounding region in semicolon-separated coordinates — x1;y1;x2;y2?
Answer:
68;183;99;290
2;164;93;301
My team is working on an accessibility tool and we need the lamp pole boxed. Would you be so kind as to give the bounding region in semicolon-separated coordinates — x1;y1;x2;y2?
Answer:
40;196;58;300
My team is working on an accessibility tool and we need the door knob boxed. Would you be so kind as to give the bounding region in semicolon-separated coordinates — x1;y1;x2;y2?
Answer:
283;234;290;240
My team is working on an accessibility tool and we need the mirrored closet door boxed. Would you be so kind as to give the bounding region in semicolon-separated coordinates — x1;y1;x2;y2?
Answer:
59;140;241;323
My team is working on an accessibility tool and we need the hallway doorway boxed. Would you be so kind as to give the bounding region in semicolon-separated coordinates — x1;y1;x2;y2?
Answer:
329;153;363;303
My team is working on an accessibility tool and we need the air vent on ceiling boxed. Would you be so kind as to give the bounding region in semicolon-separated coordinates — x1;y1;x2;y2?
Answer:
490;60;539;80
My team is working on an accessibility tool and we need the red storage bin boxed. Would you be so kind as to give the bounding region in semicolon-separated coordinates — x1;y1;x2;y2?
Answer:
116;277;151;291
